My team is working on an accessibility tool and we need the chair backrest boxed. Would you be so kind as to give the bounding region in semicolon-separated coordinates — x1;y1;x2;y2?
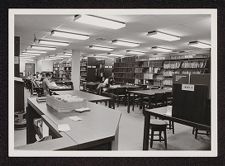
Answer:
114;87;127;95
152;93;167;103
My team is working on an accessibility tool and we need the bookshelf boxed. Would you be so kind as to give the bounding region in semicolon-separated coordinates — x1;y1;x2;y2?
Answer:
134;59;164;86
162;55;209;87
113;56;135;84
53;61;71;80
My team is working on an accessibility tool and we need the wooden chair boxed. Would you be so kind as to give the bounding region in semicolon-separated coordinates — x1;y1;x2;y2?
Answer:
192;127;210;139
150;93;167;108
149;119;168;149
113;87;127;107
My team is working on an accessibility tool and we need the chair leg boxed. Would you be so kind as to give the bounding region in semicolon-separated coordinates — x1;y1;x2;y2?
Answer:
159;131;162;142
192;127;195;135
195;129;198;139
172;121;175;134
164;130;167;150
150;129;154;148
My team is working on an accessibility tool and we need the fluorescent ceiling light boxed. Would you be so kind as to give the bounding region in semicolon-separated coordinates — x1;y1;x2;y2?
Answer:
151;46;172;52
45;58;55;61
188;41;211;49
20;56;36;58
21;52;40;56
89;45;114;51
147;31;181;41
38;39;69;46
126;50;145;55
57;55;71;58
25;50;47;54
74;15;126;30
112;40;140;47
108;53;124;57
64;53;72;56
30;45;56;51
51;30;89;40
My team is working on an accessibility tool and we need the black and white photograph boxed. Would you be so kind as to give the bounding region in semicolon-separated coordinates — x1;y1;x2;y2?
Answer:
9;9;217;157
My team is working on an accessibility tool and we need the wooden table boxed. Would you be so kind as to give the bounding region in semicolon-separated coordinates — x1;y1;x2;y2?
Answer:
143;106;211;150
107;84;141;92
20;97;121;151
127;89;172;113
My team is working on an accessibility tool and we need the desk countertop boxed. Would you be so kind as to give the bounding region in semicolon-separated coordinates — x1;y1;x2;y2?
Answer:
27;97;121;149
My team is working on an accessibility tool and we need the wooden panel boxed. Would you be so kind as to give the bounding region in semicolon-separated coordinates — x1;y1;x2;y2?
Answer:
14;36;20;77
172;83;210;125
14;80;24;113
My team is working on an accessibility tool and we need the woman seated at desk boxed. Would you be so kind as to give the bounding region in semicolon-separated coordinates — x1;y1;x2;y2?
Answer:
96;76;114;95
42;72;57;95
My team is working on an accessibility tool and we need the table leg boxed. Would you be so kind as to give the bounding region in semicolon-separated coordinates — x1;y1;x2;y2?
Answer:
26;104;38;144
143;110;150;150
127;92;130;113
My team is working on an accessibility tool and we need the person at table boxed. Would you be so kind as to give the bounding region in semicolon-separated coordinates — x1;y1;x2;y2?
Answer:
42;72;53;95
96;76;114;94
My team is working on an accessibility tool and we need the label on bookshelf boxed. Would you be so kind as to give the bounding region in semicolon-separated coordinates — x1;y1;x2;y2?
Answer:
182;84;195;91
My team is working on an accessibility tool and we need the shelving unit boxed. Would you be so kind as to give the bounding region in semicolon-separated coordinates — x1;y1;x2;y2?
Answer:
53;61;72;81
162;55;209;88
113;57;135;84
80;59;87;85
134;59;164;86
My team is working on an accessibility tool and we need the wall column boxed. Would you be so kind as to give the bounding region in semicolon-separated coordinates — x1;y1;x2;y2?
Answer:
71;50;81;90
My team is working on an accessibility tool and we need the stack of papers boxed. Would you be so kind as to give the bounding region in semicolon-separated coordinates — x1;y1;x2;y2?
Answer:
75;107;90;113
69;116;82;121
36;97;46;103
58;124;71;132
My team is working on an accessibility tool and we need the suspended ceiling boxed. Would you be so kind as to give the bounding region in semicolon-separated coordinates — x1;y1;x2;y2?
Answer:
15;14;211;59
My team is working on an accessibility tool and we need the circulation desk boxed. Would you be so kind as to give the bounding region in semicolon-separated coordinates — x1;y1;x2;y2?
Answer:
18;97;121;151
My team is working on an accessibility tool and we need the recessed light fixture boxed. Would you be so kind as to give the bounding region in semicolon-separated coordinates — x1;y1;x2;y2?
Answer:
147;31;181;41
30;45;56;51
21;52;40;56
89;45;114;51
51;30;90;40
57;55;71;58
20;56;36;58
74;15;126;30
107;53;124;57
151;46;172;52
25;50;47;54
188;41;211;49
126;50;146;55
112;40;140;47
64;53;72;56
38;39;69;46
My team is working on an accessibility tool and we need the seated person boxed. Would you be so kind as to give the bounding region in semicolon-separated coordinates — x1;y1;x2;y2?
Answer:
42;72;53;95
96;76;114;95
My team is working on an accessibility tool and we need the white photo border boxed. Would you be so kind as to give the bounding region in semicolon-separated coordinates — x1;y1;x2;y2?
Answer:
8;8;217;157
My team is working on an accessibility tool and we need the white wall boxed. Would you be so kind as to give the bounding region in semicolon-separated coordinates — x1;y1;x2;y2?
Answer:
71;50;81;90
36;59;53;72
20;58;36;76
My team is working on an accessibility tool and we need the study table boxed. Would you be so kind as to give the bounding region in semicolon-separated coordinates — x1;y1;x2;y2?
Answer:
127;89;172;113
143;106;211;150
17;97;121;151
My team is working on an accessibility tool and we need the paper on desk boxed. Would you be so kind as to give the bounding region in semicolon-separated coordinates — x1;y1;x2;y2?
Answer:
58;124;71;132
69;116;82;121
75;107;90;112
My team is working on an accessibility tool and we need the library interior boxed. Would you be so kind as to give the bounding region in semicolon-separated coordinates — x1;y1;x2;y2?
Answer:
13;13;212;152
